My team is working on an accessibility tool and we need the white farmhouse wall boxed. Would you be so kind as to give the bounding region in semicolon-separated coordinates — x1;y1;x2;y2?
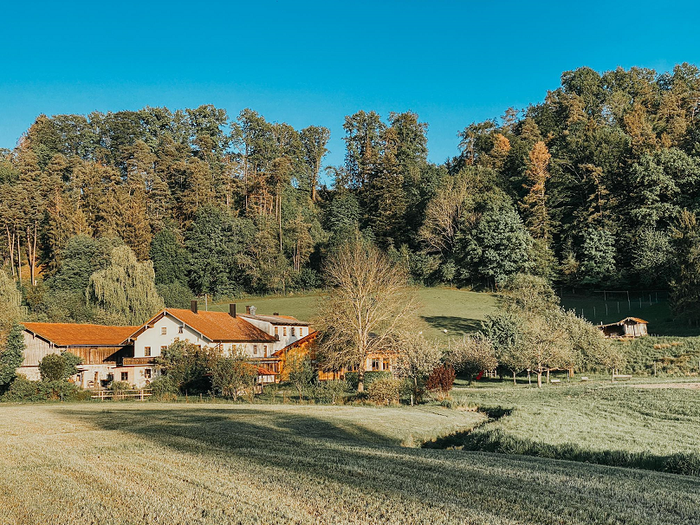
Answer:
133;314;209;357
241;317;308;351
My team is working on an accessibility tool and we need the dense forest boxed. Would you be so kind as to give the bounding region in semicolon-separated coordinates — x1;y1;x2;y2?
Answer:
4;63;700;325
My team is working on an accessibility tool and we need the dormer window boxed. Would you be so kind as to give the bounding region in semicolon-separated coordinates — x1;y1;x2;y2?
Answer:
283;327;287;336
161;327;167;335
291;327;295;336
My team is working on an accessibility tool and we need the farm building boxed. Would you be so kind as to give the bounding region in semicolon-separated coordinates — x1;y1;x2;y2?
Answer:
18;302;313;389
598;317;648;338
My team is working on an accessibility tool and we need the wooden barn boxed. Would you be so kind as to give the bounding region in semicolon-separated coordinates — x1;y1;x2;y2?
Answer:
598;317;649;338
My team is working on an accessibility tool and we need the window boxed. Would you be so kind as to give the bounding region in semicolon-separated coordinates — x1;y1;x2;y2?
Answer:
263;345;268;357
121;372;129;381
300;328;304;336
253;345;258;355
144;369;152;379
283;327;287;336
275;327;279;336
178;326;184;334
291;327;296;336
161;327;167;335
160;346;167;353
144;346;151;357
371;359;380;371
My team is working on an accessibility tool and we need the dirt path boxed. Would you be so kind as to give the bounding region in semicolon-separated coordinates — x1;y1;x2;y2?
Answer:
630;382;700;390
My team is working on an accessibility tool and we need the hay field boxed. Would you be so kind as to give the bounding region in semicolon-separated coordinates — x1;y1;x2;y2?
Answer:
0;402;698;525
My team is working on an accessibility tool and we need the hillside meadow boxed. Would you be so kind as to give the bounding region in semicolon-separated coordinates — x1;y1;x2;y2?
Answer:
210;287;498;341
1;401;699;525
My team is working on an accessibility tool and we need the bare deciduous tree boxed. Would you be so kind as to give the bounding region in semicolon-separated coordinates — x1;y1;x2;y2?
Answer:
315;240;416;392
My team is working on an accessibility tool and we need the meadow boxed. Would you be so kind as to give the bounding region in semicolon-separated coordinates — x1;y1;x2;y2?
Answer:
209;287;498;341
1;401;699;525
445;380;700;475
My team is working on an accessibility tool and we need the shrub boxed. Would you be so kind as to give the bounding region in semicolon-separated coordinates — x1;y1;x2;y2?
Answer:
210;352;257;400
39;354;67;381
2;376;85;402
345;371;392;390
426;364;456;400
367;378;402;405
149;375;178;401
38;352;83;382
314;380;350;404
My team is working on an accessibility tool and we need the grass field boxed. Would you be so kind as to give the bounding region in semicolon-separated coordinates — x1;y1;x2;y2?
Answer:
209;287;498;341
445;380;700;475
1;401;698;525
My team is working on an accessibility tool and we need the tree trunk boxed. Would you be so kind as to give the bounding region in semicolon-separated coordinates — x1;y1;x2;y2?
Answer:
357;367;365;393
537;370;542;388
513;371;517;386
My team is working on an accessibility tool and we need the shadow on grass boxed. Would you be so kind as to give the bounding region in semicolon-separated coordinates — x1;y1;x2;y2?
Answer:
421;315;482;334
57;405;700;525
424;415;700;477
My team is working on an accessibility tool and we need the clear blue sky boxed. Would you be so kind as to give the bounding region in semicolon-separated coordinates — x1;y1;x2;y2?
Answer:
1;0;698;168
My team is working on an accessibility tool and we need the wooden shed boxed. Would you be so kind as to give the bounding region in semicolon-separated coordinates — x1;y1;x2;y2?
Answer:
598;317;648;339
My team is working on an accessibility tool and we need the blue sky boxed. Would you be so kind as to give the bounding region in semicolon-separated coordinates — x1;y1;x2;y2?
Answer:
1;0;698;168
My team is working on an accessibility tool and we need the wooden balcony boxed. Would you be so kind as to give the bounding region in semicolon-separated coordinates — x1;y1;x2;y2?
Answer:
122;357;156;366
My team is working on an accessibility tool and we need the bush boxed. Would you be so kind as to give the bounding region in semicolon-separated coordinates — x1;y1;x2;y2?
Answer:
149;375;178;401
426;364;456;400
38;352;83;382
344;371;392;390
367;378;402;405
313;380;350;404
2;376;86;402
38;354;67;382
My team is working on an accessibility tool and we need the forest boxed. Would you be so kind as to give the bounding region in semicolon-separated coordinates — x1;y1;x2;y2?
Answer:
3;63;700;326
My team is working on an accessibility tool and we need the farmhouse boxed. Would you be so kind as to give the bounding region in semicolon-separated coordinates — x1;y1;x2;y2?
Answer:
21;322;139;387
598;317;649;338
18;301;313;389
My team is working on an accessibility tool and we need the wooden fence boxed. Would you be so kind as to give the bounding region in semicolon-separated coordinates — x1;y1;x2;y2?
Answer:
91;389;152;401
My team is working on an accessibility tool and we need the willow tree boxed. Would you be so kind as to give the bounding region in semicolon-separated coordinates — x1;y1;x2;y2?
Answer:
315;239;416;392
87;245;164;325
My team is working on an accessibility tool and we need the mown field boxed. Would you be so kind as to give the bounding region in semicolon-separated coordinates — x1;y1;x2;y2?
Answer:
1;401;698;525
210;287;498;341
446;380;700;475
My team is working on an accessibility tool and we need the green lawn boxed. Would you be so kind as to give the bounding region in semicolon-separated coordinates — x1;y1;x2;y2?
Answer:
446;380;700;475
0;401;698;524
210;287;498;341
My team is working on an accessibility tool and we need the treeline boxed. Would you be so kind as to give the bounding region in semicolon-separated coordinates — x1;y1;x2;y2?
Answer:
3;63;700;324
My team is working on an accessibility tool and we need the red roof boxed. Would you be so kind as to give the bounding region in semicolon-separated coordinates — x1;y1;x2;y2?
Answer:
23;322;139;347
154;309;276;343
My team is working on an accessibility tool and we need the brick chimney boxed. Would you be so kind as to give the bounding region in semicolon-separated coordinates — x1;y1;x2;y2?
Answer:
229;303;237;318
191;300;198;314
273;312;279;316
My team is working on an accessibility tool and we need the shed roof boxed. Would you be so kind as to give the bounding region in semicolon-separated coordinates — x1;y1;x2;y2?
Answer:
599;317;648;328
23;322;139;347
127;309;277;343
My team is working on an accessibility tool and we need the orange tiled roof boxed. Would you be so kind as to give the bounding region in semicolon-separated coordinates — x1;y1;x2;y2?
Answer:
272;331;319;357
23;322;139;347
163;309;277;343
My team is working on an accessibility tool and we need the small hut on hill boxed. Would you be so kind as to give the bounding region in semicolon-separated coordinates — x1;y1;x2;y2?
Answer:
598;317;648;338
